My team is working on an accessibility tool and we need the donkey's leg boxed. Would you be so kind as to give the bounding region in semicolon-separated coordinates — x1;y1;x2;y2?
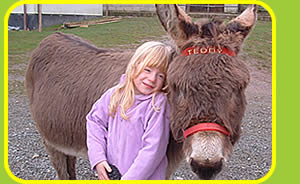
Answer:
166;152;184;179
44;143;76;180
66;155;77;180
166;137;184;179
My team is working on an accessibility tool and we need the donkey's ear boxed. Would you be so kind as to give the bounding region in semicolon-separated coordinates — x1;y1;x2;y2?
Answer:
224;5;258;54
156;4;199;49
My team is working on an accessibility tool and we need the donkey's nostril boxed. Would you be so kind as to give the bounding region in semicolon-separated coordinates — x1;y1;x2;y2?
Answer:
190;158;200;171
190;158;223;180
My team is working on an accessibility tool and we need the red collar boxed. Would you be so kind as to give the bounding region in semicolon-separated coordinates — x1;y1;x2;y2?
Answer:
181;46;236;57
183;123;230;138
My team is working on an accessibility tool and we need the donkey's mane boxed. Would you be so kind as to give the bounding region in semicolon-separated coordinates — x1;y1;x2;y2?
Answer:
54;32;109;54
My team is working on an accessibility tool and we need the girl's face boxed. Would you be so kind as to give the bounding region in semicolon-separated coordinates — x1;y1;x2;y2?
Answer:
133;65;165;95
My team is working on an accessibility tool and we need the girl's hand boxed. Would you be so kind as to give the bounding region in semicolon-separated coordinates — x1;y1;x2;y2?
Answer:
95;161;112;180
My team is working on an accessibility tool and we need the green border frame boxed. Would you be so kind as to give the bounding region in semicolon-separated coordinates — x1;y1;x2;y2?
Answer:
1;0;277;184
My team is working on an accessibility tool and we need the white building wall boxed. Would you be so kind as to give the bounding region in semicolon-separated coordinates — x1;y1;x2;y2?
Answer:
224;4;238;13
107;4;155;11
106;4;186;12
11;4;36;14
11;4;103;16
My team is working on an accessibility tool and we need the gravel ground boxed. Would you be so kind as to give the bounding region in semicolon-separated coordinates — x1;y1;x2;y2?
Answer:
7;57;272;180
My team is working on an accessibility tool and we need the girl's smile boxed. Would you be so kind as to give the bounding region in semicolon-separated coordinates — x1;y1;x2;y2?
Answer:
142;82;154;89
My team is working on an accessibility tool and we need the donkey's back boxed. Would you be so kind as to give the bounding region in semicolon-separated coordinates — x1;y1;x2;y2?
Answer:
25;32;132;179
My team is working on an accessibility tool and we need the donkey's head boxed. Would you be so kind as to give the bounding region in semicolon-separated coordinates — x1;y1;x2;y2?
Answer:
156;4;257;179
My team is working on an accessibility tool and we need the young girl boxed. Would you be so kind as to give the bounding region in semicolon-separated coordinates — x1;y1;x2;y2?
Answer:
86;41;170;180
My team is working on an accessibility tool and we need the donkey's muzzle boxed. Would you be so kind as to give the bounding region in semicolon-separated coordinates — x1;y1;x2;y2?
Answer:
190;158;223;180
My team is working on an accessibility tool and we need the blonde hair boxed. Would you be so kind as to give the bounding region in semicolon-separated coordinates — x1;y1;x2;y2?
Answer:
109;41;170;120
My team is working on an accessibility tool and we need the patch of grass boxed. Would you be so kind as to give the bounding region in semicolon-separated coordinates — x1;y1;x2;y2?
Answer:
8;30;51;55
61;17;166;48
8;17;166;54
242;21;272;70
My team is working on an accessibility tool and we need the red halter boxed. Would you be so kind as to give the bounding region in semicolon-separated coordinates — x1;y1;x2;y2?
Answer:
183;123;230;138
181;46;236;57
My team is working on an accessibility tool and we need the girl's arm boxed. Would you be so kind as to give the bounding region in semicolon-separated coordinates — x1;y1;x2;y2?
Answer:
86;88;113;172
121;94;170;180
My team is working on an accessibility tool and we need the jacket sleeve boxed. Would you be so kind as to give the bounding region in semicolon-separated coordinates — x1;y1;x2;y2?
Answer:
121;94;170;180
86;88;113;170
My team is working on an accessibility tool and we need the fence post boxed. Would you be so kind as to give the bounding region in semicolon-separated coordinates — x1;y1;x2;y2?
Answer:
207;4;210;14
186;4;190;13
23;4;27;30
38;4;42;32
105;4;109;16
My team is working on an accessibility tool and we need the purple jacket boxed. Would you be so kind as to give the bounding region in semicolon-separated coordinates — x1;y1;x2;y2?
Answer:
86;77;170;180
